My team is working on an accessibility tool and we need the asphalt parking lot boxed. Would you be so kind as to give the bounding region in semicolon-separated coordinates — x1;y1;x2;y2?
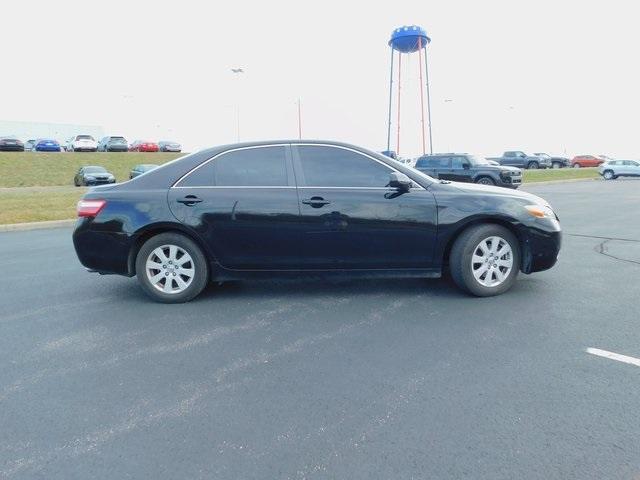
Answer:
1;179;639;480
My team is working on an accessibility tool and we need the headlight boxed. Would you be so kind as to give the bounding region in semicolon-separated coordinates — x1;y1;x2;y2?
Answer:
525;205;555;219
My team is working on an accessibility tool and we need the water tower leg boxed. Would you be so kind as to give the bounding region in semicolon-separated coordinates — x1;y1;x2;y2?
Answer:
386;47;395;153
424;47;433;154
418;37;427;155
396;52;402;156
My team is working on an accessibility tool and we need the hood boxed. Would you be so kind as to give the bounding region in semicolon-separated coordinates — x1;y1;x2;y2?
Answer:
439;180;548;205
477;164;521;174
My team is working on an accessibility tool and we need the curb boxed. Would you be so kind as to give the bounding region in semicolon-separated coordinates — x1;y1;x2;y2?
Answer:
524;177;600;186
0;219;76;233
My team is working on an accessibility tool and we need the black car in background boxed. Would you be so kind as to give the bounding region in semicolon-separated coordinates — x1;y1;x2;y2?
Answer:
0;136;25;151
74;166;116;186
73;140;561;303
98;136;128;152
158;141;182;152
129;164;159;179
414;153;522;189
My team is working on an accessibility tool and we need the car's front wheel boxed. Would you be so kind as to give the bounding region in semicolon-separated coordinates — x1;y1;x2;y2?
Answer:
449;224;520;297
603;170;615;180
135;232;209;303
573;163;581;168
475;176;495;186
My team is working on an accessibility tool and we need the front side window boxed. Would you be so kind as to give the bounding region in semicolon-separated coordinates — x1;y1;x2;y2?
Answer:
296;146;392;187
179;146;288;187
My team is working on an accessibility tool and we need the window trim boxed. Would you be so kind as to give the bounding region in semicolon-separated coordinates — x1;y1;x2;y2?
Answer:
291;143;424;190
172;144;294;188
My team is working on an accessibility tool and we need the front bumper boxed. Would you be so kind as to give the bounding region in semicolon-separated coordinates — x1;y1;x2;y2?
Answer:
35;146;61;151
521;220;562;273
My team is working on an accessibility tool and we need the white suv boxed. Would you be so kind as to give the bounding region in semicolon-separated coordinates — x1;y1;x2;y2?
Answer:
66;135;98;152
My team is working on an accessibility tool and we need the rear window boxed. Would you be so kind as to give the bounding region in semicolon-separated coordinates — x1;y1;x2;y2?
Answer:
179;146;288;187
76;135;94;140
109;137;127;143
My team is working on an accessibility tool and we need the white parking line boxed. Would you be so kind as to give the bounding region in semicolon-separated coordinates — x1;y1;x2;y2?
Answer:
586;347;640;367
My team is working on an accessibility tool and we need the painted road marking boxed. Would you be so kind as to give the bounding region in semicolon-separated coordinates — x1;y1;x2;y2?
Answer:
586;347;640;368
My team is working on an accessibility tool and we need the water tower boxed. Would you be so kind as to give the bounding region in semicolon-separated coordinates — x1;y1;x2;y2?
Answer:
386;25;433;156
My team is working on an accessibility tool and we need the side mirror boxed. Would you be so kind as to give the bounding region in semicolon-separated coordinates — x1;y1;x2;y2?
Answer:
388;172;412;191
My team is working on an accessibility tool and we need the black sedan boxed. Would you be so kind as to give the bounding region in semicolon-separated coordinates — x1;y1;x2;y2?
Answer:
73;166;116;186
73;140;561;303
414;153;522;189
0;136;25;151
129;163;159;179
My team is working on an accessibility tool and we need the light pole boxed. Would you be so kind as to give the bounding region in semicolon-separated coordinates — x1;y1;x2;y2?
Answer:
296;98;302;139
231;68;244;142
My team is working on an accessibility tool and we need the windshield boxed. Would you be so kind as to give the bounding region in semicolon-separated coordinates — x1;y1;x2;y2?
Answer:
84;166;107;173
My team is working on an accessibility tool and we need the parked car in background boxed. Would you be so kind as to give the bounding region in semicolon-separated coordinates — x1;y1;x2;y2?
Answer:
34;139;61;152
98;136;129;152
599;160;640;180
74;166;116;186
158;141;182;152
0;136;25;151
24;139;36;151
129;140;159;152
66;135;98;152
571;155;607;168
489;151;551;169
533;153;570;169
129;164;159;179
73;140;561;303
414;153;522;189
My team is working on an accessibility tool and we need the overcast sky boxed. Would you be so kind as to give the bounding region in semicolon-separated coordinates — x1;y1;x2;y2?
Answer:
2;0;639;157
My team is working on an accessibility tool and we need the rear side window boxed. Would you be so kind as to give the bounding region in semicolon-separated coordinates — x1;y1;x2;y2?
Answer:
179;146;288;187
416;156;449;168
296;146;391;187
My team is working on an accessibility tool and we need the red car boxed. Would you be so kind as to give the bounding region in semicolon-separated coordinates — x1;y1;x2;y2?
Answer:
571;155;607;168
129;140;159;152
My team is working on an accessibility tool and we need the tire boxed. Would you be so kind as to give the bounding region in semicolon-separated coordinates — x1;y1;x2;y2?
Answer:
449;224;520;297
573;163;581;168
135;232;209;303
475;176;495;186
527;161;539;169
603;170;615;180
552;162;562;169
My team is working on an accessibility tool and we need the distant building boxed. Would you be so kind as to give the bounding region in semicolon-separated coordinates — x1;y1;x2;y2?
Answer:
0;120;105;142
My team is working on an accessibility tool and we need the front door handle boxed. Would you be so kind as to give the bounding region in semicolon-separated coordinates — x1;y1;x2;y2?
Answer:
177;195;202;206
302;196;330;208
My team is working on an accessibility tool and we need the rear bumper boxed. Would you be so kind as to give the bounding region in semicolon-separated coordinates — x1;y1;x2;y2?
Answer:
35;146;61;151
105;145;128;152
0;145;24;151
73;218;133;276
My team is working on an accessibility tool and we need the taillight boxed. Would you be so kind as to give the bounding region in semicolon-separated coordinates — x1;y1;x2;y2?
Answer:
77;199;106;217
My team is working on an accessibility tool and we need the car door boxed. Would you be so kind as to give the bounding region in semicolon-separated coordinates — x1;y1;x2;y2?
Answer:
291;144;438;270
168;144;302;270
623;160;640;176
449;156;472;182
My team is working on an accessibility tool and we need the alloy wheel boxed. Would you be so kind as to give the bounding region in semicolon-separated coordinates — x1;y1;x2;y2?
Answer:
146;244;195;294
471;236;513;287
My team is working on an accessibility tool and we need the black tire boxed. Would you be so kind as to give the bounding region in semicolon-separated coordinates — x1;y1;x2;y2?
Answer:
573;163;581;168
475;176;495;186
527;161;539;169
602;170;615;180
449;224;520;297
552;162;562;169
135;232;209;303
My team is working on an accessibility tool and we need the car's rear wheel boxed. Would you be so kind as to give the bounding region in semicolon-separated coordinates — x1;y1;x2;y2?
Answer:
135;233;209;303
475;176;495;186
527;161;539;169
603;170;615;180
449;224;520;297
552;162;562;169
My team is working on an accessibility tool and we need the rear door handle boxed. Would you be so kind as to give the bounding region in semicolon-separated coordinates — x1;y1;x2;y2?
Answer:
302;196;330;208
177;195;202;206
